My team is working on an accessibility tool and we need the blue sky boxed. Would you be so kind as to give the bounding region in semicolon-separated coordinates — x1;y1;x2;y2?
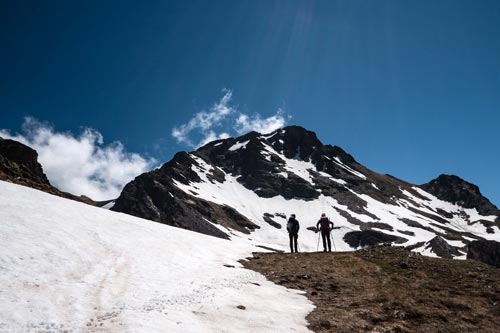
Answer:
1;0;499;204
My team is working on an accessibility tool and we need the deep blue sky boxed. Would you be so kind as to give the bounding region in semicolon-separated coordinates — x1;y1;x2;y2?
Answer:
1;1;500;206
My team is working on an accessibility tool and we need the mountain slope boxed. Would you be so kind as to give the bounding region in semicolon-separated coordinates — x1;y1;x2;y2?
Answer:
0;181;313;332
421;174;500;217
244;246;500;333
112;126;500;258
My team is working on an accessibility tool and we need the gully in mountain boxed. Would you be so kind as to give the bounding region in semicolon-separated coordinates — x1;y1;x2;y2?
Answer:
316;213;334;252
286;214;300;253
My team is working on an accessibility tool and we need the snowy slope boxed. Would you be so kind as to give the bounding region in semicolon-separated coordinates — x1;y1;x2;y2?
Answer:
173;153;500;257
0;181;313;333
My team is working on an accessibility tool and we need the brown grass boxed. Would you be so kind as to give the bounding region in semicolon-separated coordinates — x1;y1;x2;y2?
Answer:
242;246;500;333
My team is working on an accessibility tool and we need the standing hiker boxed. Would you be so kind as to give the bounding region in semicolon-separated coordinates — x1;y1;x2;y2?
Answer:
316;213;334;252
287;214;300;253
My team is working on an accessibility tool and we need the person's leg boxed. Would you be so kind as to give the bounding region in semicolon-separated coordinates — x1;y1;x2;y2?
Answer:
289;233;294;253
293;234;298;253
326;231;332;251
321;231;327;251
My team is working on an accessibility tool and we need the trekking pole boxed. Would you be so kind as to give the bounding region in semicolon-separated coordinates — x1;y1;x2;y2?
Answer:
330;231;337;252
316;231;320;252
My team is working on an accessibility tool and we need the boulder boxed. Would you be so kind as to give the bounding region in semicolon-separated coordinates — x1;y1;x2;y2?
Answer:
467;240;500;268
343;230;407;248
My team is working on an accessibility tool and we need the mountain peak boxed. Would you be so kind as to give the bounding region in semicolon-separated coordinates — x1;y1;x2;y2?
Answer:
113;126;500;258
263;125;323;160
421;174;499;216
196;125;324;162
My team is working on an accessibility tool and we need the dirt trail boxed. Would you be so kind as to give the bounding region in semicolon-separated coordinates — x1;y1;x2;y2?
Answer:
242;246;500;333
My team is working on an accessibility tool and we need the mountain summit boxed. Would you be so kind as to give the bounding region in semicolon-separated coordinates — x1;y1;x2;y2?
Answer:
112;126;500;258
421;174;500;216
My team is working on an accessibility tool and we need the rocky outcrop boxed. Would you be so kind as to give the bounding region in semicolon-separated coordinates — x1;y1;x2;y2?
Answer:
262;213;282;229
196;128;322;200
425;236;463;259
467;240;500;268
112;152;259;238
421;175;500;217
0;137;98;205
0;138;50;187
343;230;407;248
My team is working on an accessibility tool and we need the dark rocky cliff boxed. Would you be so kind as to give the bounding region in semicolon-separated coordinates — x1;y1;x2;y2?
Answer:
0;137;98;205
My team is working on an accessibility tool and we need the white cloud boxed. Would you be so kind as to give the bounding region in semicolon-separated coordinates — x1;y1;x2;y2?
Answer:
172;90;289;148
234;108;287;135
172;89;235;147
198;131;231;147
0;117;156;201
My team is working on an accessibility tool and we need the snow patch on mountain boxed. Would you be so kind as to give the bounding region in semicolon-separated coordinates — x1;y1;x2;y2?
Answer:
332;156;367;180
260;142;316;185
172;152;500;257
228;140;249;152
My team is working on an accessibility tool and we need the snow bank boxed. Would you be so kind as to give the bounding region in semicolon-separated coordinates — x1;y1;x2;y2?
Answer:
0;181;313;332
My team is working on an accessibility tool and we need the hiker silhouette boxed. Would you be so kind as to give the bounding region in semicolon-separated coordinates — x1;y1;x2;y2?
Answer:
316;213;334;252
286;214;300;253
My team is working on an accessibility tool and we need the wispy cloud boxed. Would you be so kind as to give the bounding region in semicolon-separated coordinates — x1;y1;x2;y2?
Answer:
198;131;231;147
0;117;156;200
172;89;235;147
234;108;287;135
172;89;289;148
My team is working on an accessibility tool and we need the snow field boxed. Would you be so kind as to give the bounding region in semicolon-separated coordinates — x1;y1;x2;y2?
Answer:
0;181;314;333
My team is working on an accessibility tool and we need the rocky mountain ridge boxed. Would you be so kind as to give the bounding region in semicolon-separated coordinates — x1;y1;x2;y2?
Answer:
0;137;52;190
112;126;500;258
0;137;104;206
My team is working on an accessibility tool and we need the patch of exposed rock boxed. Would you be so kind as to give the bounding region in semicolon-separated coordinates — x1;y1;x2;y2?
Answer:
0;137;97;205
343;230;407;248
421;174;500;217
467;240;500;268
425;236;463;259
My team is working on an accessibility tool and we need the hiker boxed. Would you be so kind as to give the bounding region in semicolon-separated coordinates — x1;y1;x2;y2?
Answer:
287;214;300;253
316;213;334;252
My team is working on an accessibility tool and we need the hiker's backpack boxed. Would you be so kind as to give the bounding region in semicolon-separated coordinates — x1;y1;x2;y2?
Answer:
319;218;332;231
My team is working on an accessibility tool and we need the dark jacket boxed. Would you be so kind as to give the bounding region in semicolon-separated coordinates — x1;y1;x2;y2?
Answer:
287;218;300;234
317;217;333;232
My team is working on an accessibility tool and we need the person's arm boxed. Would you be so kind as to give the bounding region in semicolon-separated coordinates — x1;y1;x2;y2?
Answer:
297;220;300;232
